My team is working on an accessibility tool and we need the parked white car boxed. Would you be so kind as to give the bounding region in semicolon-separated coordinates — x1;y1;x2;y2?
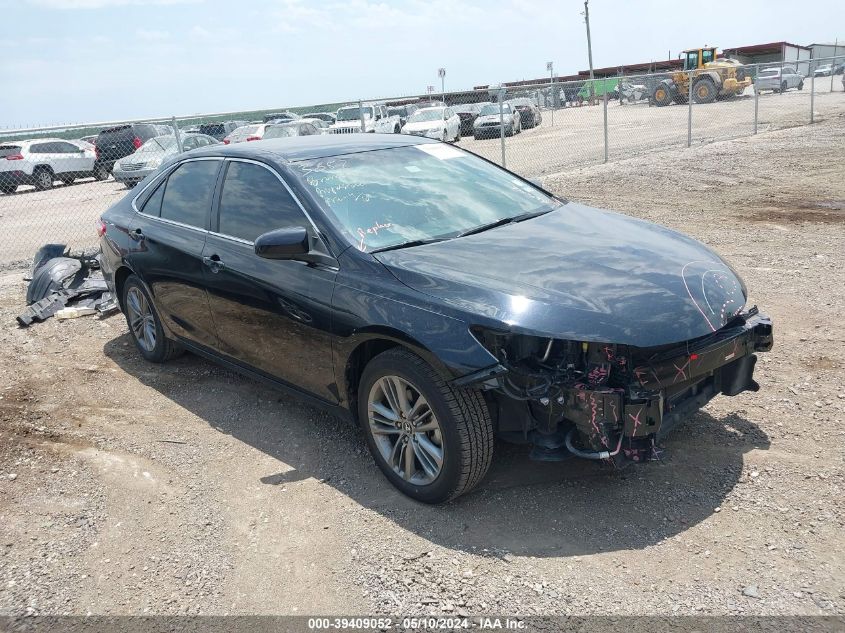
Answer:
755;66;804;93
400;106;462;142
0;138;106;193
329;104;401;134
223;124;272;144
813;64;833;77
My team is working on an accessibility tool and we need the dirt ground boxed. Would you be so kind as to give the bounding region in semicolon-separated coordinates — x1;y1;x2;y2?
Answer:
0;113;843;618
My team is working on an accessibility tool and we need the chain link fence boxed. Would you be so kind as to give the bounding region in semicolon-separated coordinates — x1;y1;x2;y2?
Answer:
1;56;843;267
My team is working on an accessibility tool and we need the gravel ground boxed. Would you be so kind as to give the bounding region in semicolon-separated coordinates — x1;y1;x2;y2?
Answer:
0;113;843;618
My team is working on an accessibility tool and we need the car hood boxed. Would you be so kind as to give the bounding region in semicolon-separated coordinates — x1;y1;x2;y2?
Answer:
373;203;747;348
404;120;445;131
475;114;507;124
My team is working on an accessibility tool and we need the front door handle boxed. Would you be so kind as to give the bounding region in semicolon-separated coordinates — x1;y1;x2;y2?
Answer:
202;255;225;273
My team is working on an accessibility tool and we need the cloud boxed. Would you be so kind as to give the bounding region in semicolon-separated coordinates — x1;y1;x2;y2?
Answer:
27;0;201;8
136;28;170;40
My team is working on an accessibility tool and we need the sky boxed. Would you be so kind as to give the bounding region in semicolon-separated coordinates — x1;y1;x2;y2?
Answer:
1;0;843;128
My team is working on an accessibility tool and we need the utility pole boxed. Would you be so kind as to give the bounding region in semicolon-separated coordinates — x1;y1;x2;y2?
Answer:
832;38;838;93
583;0;595;102
547;61;555;125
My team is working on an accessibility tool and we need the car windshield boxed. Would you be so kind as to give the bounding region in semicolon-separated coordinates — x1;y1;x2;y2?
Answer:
337;107;371;121
291;144;560;252
408;109;445;123
263;125;297;139
136;136;177;153
479;104;507;116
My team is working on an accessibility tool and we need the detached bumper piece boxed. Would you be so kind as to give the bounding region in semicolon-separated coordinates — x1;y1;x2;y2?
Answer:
16;244;118;327
469;309;773;464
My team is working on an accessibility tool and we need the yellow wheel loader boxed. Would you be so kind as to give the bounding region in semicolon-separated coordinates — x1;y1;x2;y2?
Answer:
651;47;752;107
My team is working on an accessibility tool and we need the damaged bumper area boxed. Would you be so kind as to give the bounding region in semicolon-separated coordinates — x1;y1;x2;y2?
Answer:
458;307;773;463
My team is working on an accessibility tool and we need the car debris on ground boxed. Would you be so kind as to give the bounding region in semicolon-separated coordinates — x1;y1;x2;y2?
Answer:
16;243;118;327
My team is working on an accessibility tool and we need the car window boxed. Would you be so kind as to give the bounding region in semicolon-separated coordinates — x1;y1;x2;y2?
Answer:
218;161;305;242
30;143;53;154
55;142;80;153
182;137;198;151
141;181;166;216
159;160;219;228
0;146;21;158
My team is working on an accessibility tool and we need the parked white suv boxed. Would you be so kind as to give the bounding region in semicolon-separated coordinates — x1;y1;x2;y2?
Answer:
329;104;401;134
0;139;106;193
755;66;804;93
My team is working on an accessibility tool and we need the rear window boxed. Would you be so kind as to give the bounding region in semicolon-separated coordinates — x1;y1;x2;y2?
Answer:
0;145;21;158
199;124;225;136
98;125;132;142
159;160;220;228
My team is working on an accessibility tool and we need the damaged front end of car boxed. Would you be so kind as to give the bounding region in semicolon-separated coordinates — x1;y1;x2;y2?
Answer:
457;307;773;463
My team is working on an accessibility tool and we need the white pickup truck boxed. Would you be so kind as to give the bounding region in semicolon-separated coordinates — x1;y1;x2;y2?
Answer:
329;104;401;134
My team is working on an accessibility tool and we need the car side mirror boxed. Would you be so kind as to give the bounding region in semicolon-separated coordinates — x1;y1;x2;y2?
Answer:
255;226;310;260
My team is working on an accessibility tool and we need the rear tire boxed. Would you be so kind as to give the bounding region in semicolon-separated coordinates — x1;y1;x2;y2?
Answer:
798;80;804;90
357;348;494;503
122;275;184;364
33;167;54;191
780;81;788;93
652;82;673;106
93;164;110;181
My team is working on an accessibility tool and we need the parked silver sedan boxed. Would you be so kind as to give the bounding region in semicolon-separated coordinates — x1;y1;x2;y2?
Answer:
112;133;218;187
755;66;804;93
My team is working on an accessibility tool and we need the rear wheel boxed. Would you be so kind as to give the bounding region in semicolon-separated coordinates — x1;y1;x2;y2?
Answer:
33;167;54;191
798;80;804;90
692;78;717;104
93;164;110;181
358;348;493;503
122;275;184;363
781;81;788;93
652;82;673;106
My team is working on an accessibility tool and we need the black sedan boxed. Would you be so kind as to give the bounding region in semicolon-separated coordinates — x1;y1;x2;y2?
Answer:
98;135;773;503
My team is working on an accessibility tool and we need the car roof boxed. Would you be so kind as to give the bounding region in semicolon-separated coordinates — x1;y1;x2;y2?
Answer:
188;133;437;162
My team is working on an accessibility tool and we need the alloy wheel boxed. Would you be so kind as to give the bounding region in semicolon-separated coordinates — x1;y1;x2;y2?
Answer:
367;375;444;485
126;286;157;352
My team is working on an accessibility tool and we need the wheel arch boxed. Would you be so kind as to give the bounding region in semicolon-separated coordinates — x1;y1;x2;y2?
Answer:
340;328;454;423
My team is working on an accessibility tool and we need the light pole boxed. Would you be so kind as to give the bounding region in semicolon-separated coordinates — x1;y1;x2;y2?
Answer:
583;0;595;102
438;68;446;104
547;61;555;125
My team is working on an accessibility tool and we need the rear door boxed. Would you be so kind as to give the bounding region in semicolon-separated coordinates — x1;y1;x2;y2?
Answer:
55;141;89;173
127;157;222;349
201;158;338;401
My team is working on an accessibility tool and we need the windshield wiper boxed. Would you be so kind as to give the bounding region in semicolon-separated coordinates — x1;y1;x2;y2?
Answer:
457;208;554;238
369;237;449;254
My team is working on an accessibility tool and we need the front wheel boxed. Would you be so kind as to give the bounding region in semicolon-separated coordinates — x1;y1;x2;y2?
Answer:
798;80;804;91
358;348;494;503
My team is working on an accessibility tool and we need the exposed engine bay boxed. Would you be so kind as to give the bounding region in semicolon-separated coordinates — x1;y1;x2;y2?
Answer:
460;307;773;464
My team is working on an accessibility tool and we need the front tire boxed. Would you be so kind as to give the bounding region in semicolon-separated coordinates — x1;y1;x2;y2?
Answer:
357;348;493;503
122;275;184;363
692;78;717;104
798;80;804;91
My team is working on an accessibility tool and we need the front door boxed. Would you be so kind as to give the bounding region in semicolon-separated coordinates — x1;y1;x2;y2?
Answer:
201;159;338;402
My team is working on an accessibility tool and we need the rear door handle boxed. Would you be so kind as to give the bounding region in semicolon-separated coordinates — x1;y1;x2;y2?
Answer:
202;255;225;273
